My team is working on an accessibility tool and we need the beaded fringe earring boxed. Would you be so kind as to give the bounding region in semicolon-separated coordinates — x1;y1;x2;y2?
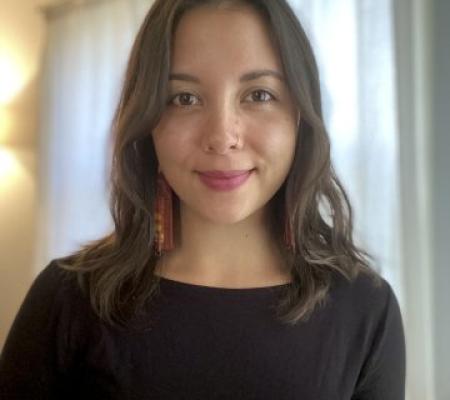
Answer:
154;169;175;256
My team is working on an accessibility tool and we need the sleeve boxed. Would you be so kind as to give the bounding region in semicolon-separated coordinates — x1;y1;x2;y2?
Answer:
0;261;77;399
352;281;406;400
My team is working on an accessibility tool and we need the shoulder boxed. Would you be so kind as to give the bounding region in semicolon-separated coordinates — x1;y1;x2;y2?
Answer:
317;268;404;347
16;258;93;330
30;258;74;288
325;268;405;361
27;259;83;304
1;260;96;394
328;268;398;316
326;272;406;397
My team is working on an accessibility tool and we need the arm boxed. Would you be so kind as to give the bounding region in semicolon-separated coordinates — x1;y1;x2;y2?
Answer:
352;282;406;400
0;262;73;399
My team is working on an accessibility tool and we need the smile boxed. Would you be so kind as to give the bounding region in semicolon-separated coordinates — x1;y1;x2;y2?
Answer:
197;169;254;191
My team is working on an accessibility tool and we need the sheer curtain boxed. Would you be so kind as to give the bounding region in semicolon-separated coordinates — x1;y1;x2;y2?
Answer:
290;0;403;305
35;0;151;270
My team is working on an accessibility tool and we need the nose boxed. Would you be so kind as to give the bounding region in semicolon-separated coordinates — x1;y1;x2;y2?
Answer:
201;103;243;154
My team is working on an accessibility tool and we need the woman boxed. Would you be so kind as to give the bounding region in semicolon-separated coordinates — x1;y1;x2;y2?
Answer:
0;0;406;399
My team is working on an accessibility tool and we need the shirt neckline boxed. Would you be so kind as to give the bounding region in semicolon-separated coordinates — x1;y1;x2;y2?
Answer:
156;275;292;294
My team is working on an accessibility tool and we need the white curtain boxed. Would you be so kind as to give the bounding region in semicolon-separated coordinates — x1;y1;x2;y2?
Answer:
290;0;403;306
35;0;152;270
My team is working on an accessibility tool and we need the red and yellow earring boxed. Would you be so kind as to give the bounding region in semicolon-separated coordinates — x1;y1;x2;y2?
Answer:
154;167;175;256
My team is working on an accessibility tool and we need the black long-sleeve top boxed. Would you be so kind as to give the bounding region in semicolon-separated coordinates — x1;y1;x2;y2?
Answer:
0;260;406;399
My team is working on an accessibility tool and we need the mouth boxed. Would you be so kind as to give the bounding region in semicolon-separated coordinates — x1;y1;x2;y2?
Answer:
197;169;255;178
196;169;255;191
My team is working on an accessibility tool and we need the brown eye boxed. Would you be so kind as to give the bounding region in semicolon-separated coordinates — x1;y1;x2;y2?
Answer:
171;93;200;106
247;90;275;103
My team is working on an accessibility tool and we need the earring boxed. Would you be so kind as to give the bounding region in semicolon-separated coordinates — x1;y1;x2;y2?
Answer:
154;169;174;256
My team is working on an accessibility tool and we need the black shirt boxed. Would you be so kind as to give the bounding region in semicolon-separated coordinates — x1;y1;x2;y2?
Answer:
0;260;406;399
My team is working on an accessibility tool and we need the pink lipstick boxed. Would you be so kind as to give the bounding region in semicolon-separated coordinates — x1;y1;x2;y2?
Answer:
197;169;254;191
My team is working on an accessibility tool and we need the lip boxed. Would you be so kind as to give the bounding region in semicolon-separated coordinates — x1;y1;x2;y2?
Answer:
197;169;254;191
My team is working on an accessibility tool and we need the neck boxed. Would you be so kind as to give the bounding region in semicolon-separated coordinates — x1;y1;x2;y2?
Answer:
155;202;291;287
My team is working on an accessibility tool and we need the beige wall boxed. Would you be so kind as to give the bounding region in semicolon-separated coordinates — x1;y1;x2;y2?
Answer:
0;0;54;349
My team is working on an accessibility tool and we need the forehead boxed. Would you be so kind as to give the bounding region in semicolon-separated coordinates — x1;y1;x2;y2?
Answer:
171;5;283;75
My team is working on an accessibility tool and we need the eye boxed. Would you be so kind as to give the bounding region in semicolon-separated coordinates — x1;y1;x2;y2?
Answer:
245;89;276;103
169;92;201;107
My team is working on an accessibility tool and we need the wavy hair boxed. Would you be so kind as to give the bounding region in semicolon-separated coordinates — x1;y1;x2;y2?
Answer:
60;0;381;327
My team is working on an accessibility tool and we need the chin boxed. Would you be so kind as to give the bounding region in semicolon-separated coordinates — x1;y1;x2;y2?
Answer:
179;194;265;226
202;204;265;226
203;212;250;226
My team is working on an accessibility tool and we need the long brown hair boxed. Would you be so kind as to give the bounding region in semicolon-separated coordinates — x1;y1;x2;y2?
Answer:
59;0;381;327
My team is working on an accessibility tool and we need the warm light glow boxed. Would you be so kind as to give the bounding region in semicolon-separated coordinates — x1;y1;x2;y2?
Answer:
0;50;27;105
0;146;20;185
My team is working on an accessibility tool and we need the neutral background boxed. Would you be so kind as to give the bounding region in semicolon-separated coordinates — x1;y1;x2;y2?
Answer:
0;0;448;399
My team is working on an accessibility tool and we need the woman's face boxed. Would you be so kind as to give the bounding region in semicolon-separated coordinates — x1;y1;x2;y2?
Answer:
152;5;298;225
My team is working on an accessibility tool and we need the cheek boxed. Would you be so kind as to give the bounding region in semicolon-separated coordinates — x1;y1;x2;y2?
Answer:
248;113;297;163
152;118;197;168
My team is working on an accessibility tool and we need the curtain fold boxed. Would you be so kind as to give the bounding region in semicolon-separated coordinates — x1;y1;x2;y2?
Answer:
290;0;402;305
35;0;152;270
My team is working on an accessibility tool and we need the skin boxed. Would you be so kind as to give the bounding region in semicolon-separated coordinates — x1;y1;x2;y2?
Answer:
152;5;299;288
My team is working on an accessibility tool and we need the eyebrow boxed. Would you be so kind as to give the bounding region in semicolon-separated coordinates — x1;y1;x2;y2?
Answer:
169;69;285;83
